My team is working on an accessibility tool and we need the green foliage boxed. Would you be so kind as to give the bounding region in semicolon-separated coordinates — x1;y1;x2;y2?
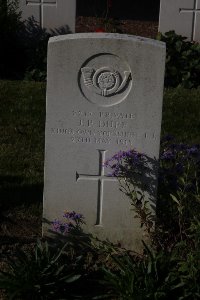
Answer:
102;228;200;300
0;0;21;31
1;223;200;299
1;82;200;299
0;231;111;299
105;150;156;236
24;68;47;82
0;1;70;81
102;245;172;299
102;139;200;299
157;31;200;88
0;239;83;299
169;221;200;299
21;18;51;82
158;139;200;242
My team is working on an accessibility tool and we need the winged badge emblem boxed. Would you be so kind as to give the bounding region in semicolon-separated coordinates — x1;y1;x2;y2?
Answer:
81;67;131;97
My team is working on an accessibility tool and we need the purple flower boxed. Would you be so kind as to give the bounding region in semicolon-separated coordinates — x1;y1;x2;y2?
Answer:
112;150;125;160
105;149;147;181
187;146;200;156
52;211;85;235
129;152;144;166
161;150;175;161
63;211;84;221
52;219;71;234
52;219;62;232
171;143;187;151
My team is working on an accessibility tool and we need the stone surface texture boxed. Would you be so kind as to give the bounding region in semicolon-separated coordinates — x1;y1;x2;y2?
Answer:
43;33;166;251
18;0;76;32
159;0;200;41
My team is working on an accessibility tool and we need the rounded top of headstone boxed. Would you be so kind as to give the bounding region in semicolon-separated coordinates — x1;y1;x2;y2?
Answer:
49;33;166;49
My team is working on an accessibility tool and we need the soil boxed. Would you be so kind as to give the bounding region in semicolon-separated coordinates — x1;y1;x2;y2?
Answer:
76;16;158;39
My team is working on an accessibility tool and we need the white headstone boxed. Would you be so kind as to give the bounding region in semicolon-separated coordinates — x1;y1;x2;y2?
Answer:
18;0;76;32
159;0;200;41
43;33;166;251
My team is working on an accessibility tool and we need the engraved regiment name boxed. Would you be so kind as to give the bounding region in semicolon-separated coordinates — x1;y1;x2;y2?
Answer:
50;109;157;146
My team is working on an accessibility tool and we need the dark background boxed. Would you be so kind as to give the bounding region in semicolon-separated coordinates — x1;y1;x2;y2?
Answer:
76;0;160;21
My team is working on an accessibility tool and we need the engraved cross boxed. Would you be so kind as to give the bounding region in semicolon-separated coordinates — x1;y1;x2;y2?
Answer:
76;150;118;226
179;0;200;41
26;0;57;28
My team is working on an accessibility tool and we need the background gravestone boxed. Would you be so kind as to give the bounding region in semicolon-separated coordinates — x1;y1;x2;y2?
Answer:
18;0;76;32
43;33;166;251
159;0;200;41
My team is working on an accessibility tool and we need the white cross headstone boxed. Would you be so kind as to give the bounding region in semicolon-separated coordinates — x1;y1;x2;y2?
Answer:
159;0;200;41
18;0;76;32
43;33;166;251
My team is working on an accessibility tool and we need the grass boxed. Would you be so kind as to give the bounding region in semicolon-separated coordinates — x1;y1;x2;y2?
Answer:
0;80;200;216
0;80;200;299
0;80;45;219
162;87;200;144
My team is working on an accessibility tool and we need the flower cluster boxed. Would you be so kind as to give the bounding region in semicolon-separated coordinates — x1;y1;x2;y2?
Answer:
52;219;73;234
63;211;84;221
104;149;147;178
105;149;156;234
105;137;200;197
52;211;84;235
159;136;200;193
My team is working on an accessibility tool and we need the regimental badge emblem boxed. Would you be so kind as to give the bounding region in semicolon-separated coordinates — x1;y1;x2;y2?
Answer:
81;67;131;97
79;53;133;107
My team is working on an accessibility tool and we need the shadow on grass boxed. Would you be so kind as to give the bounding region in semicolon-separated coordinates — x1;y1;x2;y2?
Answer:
0;176;43;246
0;175;43;215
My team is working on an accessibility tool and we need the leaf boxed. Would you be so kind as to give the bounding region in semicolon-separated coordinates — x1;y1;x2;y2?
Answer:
171;281;185;290
147;261;152;274
55;264;65;276
170;194;180;205
64;274;81;283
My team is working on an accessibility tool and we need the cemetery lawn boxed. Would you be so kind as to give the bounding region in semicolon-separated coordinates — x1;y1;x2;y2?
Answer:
0;80;200;249
0;81;45;247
